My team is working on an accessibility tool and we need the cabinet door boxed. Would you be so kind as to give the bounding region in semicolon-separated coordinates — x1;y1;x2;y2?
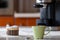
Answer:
16;0;39;13
0;0;14;15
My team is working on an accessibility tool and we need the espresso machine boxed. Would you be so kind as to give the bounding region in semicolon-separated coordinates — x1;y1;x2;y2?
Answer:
34;0;60;27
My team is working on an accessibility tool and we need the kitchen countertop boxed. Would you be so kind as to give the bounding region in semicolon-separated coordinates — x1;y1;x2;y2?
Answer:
0;27;60;39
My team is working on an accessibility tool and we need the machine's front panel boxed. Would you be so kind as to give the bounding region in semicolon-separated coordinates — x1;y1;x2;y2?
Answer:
35;0;60;26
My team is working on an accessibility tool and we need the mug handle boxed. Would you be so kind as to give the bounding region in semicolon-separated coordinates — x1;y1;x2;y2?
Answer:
44;27;51;35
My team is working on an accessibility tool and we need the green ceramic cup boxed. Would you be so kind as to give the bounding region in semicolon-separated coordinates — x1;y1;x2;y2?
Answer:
32;26;51;39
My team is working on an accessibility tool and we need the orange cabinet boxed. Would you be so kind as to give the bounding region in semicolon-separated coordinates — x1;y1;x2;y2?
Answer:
0;16;14;26
16;18;38;26
0;16;40;26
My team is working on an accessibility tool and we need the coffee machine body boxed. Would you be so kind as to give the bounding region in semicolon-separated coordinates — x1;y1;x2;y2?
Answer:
34;0;60;26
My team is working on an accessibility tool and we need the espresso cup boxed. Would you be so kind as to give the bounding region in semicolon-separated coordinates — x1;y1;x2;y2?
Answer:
32;26;51;39
7;25;19;36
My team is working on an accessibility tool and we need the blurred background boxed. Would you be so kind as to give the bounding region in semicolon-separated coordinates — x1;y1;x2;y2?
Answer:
0;0;40;26
0;0;60;30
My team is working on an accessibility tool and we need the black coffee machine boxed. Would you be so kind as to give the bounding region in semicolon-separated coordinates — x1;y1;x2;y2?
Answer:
34;0;60;27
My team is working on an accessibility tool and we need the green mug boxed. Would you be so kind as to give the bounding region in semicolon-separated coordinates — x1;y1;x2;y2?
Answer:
32;26;51;39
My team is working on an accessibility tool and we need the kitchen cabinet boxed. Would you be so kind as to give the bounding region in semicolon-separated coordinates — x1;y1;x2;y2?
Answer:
0;16;39;26
14;0;19;12
0;16;14;26
15;0;39;13
15;18;40;26
0;0;14;15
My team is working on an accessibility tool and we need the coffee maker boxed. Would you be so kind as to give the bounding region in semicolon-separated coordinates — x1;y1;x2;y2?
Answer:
34;0;60;27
